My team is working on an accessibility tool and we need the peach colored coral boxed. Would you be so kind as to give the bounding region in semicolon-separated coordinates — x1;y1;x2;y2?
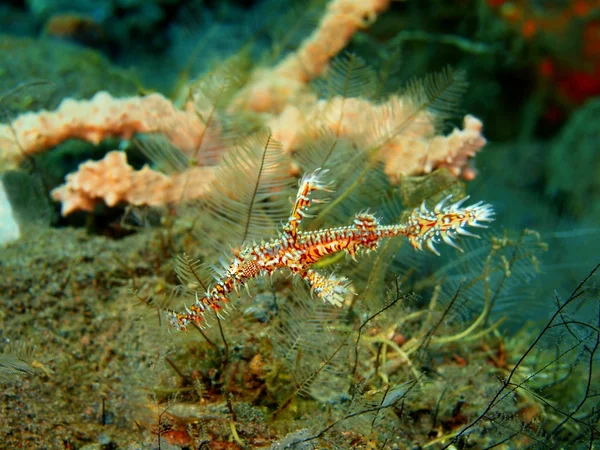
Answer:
0;91;208;169
268;96;486;181
0;0;487;217
277;0;392;82
381;114;486;181
232;0;392;113
51;151;215;216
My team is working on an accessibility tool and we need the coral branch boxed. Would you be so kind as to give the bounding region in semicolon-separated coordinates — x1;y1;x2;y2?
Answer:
50;101;485;215
50;151;215;216
232;0;392;113
279;0;392;83
382;114;486;181
0;91;208;169
0;0;485;217
269;97;487;181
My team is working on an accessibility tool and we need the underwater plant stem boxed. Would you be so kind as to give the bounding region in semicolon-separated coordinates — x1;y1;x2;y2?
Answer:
229;420;246;448
460;316;507;343
409;283;464;360
418;284;441;336
424;264;501;346
165;357;187;380
374;343;383;382
432;308;491;345
351;278;404;379
241;134;272;244
191;322;219;351
214;313;230;364
399;310;431;326
366;336;421;380
423;429;462;448
441;263;600;449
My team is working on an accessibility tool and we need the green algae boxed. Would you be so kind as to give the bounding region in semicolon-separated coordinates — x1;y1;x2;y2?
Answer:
0;35;140;118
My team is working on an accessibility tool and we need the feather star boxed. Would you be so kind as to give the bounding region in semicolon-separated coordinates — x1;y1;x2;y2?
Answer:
167;169;495;330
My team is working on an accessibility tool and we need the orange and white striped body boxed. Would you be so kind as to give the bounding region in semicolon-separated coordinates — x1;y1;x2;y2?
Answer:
167;170;494;330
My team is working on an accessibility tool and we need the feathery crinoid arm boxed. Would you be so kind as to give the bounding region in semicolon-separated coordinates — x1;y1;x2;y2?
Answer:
401;194;495;255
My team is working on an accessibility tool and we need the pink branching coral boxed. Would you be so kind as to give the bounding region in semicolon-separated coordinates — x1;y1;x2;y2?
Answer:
269;97;486;181
0;91;211;169
167;169;495;330
0;0;487;217
50;99;486;215
50;151;214;216
232;0;393;113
